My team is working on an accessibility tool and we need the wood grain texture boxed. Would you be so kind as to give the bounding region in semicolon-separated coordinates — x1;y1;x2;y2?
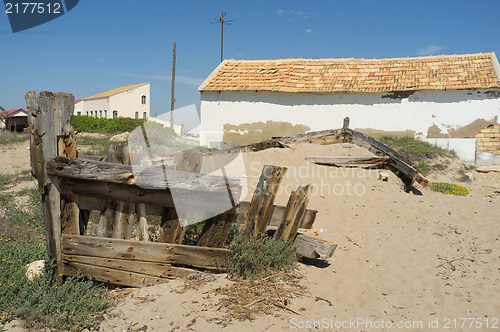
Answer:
47;156;241;212
242;165;287;235
26;91;76;274
62;235;229;271
306;156;390;165
78;196;318;229
274;185;310;242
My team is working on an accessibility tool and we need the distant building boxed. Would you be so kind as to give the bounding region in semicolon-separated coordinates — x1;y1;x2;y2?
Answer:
0;108;28;132
74;83;150;120
199;53;500;164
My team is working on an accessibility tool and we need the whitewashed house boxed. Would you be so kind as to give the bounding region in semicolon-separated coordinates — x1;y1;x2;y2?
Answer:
74;83;150;120
199;53;500;164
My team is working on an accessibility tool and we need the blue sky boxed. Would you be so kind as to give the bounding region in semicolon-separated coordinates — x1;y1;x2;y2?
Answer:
2;0;500;125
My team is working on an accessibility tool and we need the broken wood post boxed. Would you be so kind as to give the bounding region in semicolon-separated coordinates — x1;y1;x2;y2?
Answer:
274;185;310;242
58;133;80;235
26;91;76;274
160;207;184;244
306;156;390;165
196;208;236;248
294;234;337;260
243;165;287;236
136;203;149;241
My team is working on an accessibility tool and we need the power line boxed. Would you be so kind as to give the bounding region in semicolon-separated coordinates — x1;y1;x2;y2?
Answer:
212;12;234;63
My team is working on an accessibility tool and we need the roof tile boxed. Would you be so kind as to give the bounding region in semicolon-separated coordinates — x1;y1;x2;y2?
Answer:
199;53;500;93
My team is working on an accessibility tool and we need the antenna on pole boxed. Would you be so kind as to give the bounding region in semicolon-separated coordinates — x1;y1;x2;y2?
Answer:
212;12;234;62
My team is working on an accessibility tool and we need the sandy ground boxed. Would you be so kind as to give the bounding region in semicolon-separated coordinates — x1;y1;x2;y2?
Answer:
0;140;31;175
1;141;499;332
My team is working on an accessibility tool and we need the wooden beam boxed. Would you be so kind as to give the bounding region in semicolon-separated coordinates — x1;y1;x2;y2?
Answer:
62;235;229;271
160;207;184;244
274;185;310;242
62;255;195;286
47;156;241;212
243;165;287;235
293;234;337;260
345;129;418;192
136;203;149;241
26;91;76;275
58;134;79;235
306;156;390;165
63;262;170;288
197;208;236;248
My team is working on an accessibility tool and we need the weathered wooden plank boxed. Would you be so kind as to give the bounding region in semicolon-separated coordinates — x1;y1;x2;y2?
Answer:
346;129;418;192
59;133;79;235
26;91;76;274
274;185;310;242
47;156;241;212
197;208;236;248
243;165;287;235
136;203;149;241
293;234;337;260
63;262;170;288
78;196;318;230
416;173;429;187
95;200;115;238
113;202;135;240
62;255;195;280
280;129;344;145
61;235;229;271
306;156;390;165
160;208;184;244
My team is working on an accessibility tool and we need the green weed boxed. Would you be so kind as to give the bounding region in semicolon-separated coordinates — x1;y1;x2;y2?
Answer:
379;136;456;162
0;185;109;330
227;232;298;281
0;131;29;144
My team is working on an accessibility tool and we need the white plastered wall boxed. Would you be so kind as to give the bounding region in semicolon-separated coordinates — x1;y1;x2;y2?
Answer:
200;89;500;162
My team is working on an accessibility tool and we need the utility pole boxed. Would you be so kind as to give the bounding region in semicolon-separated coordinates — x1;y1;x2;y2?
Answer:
170;40;176;129
212;12;234;62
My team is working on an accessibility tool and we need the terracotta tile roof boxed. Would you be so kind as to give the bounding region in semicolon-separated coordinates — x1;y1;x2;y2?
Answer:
199;53;500;93
85;83;149;100
0;108;26;118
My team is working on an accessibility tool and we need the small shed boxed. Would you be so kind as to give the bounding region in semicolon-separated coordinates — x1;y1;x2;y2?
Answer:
0;108;28;132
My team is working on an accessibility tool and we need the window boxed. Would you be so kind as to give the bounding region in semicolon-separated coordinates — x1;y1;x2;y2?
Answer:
135;111;139;119
141;95;146;104
104;110;107;118
143;112;147;120
113;110;118;119
90;111;93;116
77;112;81;116
99;110;102;118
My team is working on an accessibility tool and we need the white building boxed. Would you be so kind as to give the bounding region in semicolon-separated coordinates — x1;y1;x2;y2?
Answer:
74;83;150;120
199;53;500;164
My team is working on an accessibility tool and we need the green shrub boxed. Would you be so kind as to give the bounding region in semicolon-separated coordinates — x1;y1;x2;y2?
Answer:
379;136;456;162
227;232;298;281
429;182;469;196
71;115;148;134
0;131;29;144
0;184;109;330
0;245;109;331
417;160;430;176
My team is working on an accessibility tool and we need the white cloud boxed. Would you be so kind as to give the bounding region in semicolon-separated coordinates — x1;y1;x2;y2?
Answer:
276;9;284;15
417;45;444;55
305;29;312;33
